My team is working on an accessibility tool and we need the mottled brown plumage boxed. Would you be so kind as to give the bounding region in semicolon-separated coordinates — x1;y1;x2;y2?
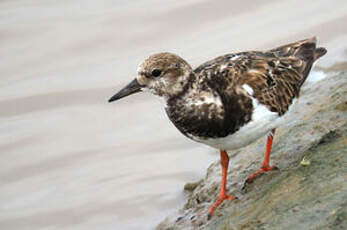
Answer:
110;37;326;141
194;37;326;116
108;37;327;219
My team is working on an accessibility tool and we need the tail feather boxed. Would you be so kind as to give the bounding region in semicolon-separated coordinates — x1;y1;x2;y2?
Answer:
293;37;327;87
295;38;316;62
269;37;326;62
314;47;327;61
269;37;327;87
293;37;327;61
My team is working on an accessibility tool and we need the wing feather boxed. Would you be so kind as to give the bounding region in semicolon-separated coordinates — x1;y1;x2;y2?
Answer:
193;37;327;116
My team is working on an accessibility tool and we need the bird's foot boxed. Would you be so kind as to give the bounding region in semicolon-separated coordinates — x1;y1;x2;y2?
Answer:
207;194;237;220
242;165;279;190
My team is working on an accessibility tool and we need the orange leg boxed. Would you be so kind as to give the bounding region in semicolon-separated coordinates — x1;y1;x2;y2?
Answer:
207;150;237;220
243;129;278;187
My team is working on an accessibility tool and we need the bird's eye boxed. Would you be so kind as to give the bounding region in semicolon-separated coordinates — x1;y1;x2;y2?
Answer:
151;69;162;77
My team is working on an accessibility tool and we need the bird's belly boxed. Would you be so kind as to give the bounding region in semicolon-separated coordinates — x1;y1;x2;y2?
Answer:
190;101;280;150
198;122;274;150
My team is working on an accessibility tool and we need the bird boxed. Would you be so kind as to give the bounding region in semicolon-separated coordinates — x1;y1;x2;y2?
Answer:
108;37;327;219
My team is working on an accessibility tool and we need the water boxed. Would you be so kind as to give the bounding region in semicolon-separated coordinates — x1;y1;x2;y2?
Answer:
1;0;347;229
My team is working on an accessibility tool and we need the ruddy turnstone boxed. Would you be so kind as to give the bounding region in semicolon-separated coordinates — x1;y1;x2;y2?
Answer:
108;37;326;219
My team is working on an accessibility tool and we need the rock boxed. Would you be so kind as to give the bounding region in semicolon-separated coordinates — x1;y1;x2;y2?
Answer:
335;101;347;112
184;180;203;192
156;69;347;230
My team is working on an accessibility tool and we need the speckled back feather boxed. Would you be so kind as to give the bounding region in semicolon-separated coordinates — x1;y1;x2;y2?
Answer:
194;37;327;116
132;37;327;140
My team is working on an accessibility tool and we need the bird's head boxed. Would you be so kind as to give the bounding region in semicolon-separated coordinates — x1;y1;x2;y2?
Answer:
108;52;193;103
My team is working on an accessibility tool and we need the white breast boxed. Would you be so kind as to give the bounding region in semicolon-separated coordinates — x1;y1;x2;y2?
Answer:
193;97;280;150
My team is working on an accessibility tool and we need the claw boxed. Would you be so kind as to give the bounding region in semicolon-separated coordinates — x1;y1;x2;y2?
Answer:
243;129;278;191
242;166;279;190
207;150;238;219
207;194;237;219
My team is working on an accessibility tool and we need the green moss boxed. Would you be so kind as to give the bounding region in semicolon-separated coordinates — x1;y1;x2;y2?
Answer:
335;101;347;111
184;180;202;192
211;124;347;230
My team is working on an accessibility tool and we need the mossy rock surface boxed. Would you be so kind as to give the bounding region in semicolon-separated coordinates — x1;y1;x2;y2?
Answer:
157;70;347;230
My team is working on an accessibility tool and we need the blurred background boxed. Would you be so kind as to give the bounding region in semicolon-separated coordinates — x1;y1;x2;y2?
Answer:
0;0;346;229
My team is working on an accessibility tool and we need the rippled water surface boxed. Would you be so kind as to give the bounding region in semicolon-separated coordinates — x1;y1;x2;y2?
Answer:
1;0;346;229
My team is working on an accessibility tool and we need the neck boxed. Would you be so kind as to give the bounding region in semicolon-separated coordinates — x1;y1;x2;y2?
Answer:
163;72;196;102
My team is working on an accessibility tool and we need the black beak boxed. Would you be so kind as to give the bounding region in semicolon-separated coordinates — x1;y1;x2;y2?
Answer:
108;79;142;103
